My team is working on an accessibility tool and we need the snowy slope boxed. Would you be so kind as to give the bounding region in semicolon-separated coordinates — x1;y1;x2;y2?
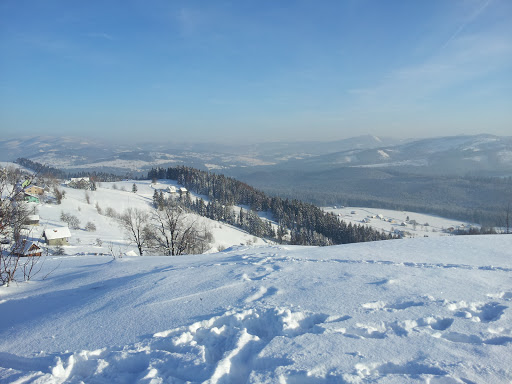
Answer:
1;235;511;383
32;179;269;256
324;206;478;238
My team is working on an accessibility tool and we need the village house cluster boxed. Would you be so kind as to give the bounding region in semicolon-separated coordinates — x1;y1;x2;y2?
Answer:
7;178;74;256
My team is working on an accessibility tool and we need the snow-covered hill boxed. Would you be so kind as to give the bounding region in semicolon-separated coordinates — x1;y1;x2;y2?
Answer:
1;235;511;383
32;179;270;255
324;206;479;238
295;134;512;175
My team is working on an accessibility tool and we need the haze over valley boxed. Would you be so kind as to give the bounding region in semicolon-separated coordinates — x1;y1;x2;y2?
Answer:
1;0;511;382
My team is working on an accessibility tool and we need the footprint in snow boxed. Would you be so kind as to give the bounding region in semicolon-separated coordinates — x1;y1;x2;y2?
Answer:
245;286;279;303
447;301;507;322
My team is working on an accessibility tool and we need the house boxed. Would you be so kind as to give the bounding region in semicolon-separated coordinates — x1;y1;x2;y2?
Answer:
13;241;43;257
44;227;71;245
66;177;92;190
24;214;40;225
25;185;44;195
393;228;405;237
377;214;384;220
167;186;177;194
24;194;40;203
179;187;188;196
68;177;90;184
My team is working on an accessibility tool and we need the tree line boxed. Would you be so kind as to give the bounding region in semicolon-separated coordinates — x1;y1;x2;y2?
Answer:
148;166;396;246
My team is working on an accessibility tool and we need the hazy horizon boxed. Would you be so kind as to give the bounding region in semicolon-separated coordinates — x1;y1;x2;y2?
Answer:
1;1;511;144
2;132;510;149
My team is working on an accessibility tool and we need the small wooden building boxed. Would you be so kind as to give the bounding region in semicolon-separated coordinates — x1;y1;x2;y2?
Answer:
24;215;40;225
13;241;43;257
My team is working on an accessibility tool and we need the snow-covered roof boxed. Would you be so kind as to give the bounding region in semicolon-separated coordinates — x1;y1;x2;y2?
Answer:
27;215;40;221
66;177;90;185
44;227;71;240
16;241;42;255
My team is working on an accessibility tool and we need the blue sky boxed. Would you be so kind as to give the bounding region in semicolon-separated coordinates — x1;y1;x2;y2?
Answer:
1;0;511;144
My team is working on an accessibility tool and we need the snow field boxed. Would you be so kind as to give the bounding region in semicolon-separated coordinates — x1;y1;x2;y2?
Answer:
0;235;511;383
325;206;478;238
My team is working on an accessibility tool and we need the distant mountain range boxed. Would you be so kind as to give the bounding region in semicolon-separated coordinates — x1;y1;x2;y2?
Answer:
2;133;511;225
2;134;511;178
276;134;512;176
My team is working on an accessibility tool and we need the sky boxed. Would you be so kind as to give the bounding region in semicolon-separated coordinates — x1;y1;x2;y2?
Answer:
1;0;511;144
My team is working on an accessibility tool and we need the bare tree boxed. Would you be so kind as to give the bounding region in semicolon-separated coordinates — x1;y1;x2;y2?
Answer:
53;187;65;204
0;166;45;286
149;202;212;256
119;208;151;256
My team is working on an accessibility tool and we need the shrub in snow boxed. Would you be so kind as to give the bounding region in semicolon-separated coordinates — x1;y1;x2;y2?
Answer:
85;222;97;232
54;245;65;255
105;207;118;219
60;212;81;230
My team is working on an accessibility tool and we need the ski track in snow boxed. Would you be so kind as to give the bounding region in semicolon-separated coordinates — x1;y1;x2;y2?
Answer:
1;243;512;383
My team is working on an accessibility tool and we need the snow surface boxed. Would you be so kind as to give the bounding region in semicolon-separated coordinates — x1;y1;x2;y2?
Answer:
1;235;511;383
